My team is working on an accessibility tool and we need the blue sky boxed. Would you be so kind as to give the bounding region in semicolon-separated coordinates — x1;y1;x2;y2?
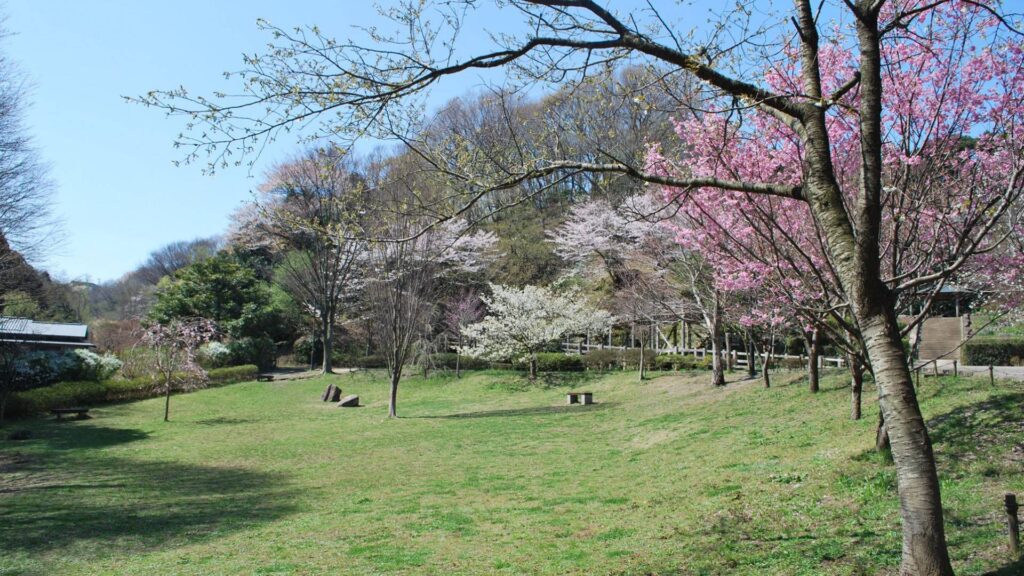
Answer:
5;1;709;283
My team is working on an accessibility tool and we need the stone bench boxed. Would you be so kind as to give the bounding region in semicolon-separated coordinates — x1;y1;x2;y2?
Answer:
51;407;90;420
566;392;593;405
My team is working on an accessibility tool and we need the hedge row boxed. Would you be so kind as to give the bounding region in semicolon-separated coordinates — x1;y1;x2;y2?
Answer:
963;338;1024;366
652;354;713;371
6;365;260;419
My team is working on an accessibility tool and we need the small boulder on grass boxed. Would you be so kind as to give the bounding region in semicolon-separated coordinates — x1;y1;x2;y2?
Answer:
321;384;342;402
336;395;359;407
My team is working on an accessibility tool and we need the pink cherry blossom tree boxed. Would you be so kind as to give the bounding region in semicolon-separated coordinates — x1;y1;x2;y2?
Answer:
141;318;217;422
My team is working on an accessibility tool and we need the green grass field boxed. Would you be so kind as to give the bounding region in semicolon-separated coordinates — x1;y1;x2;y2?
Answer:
1;368;1022;575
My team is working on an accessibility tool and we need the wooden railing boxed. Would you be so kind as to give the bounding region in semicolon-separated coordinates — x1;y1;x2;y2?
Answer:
559;342;846;368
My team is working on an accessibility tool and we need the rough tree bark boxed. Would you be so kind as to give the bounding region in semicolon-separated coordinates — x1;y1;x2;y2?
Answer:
321;315;333;374
806;329;820;393
848;353;864;420
708;297;726;387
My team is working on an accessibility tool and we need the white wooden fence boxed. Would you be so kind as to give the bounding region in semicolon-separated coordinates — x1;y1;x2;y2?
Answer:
560;341;846;369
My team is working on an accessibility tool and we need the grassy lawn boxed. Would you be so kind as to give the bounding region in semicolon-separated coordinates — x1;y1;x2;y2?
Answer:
1;368;1022;575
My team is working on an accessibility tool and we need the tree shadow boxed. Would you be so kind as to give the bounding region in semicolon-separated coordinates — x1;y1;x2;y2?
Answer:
5;423;150;452
984;558;1024;575
413;402;617;420
0;452;300;557
927;392;1024;459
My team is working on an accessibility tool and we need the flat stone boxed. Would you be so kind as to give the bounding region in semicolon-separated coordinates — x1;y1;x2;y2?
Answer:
337;394;359;407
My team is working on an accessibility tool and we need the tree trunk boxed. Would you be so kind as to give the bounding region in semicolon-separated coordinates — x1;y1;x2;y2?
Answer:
876;409;891;451
321;317;333;374
849;354;864;420
860;310;951;575
0;392;8;423
638;331;646;381
806;329;820;393
745;328;756;379
709;324;725;388
387;370;399;418
759;340;771;389
529;353;537;381
163;381;172;422
455;334;462;378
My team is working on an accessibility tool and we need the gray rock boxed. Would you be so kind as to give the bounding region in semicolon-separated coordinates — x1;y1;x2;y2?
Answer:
336;394;359;407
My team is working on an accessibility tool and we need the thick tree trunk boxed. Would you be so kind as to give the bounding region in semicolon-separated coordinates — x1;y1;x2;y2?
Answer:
321;317;333;374
709;325;725;387
760;341;771;389
638;332;646;381
861;310;951;575
387;371;399;418
876;410;891;452
849;354;864;420
529;353;537;381
806;329;820;393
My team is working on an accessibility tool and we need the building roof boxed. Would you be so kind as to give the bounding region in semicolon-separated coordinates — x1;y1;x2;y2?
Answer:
0;317;89;340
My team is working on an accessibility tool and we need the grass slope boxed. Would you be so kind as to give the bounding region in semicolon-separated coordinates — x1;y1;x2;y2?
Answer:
1;369;1022;575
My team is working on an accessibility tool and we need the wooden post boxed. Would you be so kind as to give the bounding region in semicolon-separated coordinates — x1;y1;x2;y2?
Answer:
933;359;939;377
952;360;958;378
915;367;921;388
990;365;995;386
1006;493;1020;559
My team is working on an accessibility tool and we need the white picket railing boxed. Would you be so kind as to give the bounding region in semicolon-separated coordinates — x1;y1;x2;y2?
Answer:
559;342;846;368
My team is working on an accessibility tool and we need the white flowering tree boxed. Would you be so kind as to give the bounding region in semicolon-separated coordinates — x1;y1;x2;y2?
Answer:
461;284;614;381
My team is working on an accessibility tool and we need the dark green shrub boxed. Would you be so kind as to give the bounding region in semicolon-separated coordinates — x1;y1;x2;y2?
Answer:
654;354;682;371
208;365;260;384
513;352;583;372
228;336;277;371
620;349;655;370
5;364;260;419
963;338;1024;366
427;353;490;370
8;381;107;415
581;349;621;371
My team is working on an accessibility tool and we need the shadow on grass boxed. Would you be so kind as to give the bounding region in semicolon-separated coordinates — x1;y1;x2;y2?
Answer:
0;452;299;556
486;371;604;392
984;558;1024;576
414;402;617;420
6;423;150;452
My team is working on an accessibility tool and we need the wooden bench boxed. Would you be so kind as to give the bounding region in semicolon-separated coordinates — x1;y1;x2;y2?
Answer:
51;407;90;420
566;392;593;405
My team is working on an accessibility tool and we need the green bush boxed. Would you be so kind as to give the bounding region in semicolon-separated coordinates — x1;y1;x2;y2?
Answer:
228;336;277;371
208;365;260;384
513;352;583;372
8;381;108;415
963;338;1024;366
581;349;621;371
427;353;490;370
5;364;260;419
654;354;683;371
653;353;711;371
620;349;655;370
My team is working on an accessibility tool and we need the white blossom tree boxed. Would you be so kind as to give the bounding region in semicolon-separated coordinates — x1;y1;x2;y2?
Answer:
461;284;614;380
